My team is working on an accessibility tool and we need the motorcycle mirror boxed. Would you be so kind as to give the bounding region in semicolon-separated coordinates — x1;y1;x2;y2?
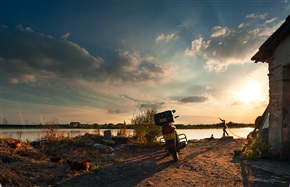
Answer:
172;110;176;113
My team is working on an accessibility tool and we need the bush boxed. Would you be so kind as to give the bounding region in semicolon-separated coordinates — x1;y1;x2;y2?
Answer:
242;136;268;159
131;108;161;145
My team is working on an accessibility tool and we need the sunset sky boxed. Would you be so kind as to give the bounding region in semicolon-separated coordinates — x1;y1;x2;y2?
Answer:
1;1;289;125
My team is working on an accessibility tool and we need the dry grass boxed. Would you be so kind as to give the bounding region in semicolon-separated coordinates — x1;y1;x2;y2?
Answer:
0;168;27;186
0;132;134;186
0;135;91;186
41;125;67;142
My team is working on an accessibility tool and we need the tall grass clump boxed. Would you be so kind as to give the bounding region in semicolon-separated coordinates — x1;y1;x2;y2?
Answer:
131;107;161;145
117;121;128;137
42;118;65;142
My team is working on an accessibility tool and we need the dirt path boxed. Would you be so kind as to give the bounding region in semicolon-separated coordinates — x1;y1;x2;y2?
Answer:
60;139;290;187
1;136;289;187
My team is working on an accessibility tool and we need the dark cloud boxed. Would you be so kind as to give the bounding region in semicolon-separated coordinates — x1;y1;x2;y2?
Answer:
104;51;168;82
1;25;103;84
1;25;170;84
179;96;208;103
108;109;126;114
140;102;166;109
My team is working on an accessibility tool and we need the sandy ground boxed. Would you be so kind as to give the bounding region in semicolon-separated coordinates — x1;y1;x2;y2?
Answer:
0;134;289;187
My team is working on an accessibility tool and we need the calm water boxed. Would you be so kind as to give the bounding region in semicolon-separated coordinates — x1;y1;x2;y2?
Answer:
0;127;253;141
176;128;253;140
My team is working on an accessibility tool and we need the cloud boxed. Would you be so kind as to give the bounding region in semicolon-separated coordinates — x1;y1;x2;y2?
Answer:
61;32;71;39
286;0;290;9
1;25;172;85
9;74;38;84
119;94;142;103
178;96;208;103
156;33;175;43
140;102;166;109
104;51;171;82
185;14;282;72
1;25;103;84
108;109;126;114
211;26;233;38
245;13;267;20
265;18;277;24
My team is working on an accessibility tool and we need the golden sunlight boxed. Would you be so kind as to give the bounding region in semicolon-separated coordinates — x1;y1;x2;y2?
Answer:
237;83;261;104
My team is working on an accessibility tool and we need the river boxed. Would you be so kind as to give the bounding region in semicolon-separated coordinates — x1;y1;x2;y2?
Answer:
0;127;253;141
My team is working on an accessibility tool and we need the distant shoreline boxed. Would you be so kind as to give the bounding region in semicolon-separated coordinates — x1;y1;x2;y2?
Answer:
0;123;254;129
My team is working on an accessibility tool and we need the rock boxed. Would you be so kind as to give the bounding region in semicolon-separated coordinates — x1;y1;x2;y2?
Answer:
187;139;202;143
83;133;95;141
101;139;115;146
145;181;154;186
104;130;112;140
93;143;115;154
93;143;110;150
220;136;233;140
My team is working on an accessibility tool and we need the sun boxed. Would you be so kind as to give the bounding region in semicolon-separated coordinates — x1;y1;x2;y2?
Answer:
237;83;261;104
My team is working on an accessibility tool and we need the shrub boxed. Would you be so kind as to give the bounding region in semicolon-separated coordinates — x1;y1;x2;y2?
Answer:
242;136;268;159
131;107;161;145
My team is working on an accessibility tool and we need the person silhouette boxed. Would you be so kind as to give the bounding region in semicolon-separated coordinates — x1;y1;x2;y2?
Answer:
219;118;229;137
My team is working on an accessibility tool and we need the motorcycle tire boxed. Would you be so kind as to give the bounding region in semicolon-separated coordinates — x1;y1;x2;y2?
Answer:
169;148;179;161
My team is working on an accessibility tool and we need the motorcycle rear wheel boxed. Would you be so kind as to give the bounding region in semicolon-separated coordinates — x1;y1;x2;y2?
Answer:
170;148;179;161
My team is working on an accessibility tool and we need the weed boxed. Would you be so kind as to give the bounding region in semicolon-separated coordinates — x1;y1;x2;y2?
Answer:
114;158;124;162
90;164;102;172
17;131;22;139
117;121;128;137
41;118;68;142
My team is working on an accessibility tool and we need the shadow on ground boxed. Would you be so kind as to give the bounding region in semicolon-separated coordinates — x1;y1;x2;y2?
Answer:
59;146;175;187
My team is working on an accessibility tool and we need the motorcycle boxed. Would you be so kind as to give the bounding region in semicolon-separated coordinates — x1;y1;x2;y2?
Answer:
154;110;187;161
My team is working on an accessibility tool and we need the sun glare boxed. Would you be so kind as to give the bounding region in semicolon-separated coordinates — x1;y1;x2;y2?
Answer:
237;83;261;104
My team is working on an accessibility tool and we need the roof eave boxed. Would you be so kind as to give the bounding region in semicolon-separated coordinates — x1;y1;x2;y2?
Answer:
252;14;290;63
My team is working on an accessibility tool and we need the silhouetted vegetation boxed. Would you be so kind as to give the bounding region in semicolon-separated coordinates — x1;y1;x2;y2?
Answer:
0;121;254;129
